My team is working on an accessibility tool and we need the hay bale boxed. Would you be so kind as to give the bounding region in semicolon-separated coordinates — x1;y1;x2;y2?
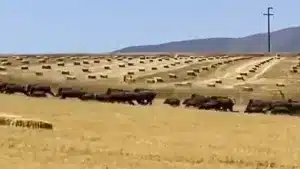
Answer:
117;58;123;61
0;66;6;71
118;63;126;68
242;86;253;92
73;61;81;65
215;80;222;84
41;65;51;69
104;65;111;70
174;82;192;87
193;68;200;73
149;59;154;62
57;62;65;66
202;66;209;71
87;74;96;79
151;67;157;70
61;70;70;75
290;69;298;73
170;63;176;66
128;62;134;66
175;61;181;64
236;76;244;80
187;70;196;76
154;77;164;83
82;68;90;73
207;83;216;87
1;61;11;66
66;75;76;80
83;60;90;64
128;57;133;60
21;60;30;64
146;79;156;83
56;58;64;62
21;65;29;70
127;71;135;75
255;65;260;68
107;58;112;62
240;72;248;76
15;56;22;60
139;61;145;64
168;73;177;78
9;117;53;130
211;64;217;68
163;65;169;68
38;59;46;63
276;83;285;87
158;59;163;62
0;59;7;62
35;71;43;76
100;74;108;78
249;69;256;73
138;68;146;72
93;60;100;63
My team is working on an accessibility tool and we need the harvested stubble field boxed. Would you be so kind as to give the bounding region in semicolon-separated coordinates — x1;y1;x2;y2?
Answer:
1;54;300;168
1;94;300;169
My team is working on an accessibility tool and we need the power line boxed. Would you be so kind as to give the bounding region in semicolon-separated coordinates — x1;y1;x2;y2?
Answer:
263;7;274;53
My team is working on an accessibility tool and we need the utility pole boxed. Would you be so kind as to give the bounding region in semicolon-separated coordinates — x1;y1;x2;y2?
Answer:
263;7;274;53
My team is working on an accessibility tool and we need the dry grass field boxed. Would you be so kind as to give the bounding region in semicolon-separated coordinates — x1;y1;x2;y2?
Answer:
1;54;300;168
1;94;300;169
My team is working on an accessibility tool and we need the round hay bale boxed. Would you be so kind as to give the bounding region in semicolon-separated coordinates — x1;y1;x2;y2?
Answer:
61;70;70;75
35;71;43;76
82;68;90;73
158;59;163;62
139;61;145;64
1;61;11;66
0;66;6;71
117;58;123;61
10;118;53;130
163;65;169;68
240;72;248;76
57;62;65;66
211;64;217;68
83;60;90;64
21;60;30;64
66;75;76;80
207;83;216;87
93;60;100;63
170;63;176;66
104;65;111;70
242;86;253;92
146;79;156;83
290;69;298;73
151;67;158;70
255;65;260;68
107;58;112;62
168;73;177;78
128;62;134;66
87;74;96;79
202;66;209;71
127;71;135;75
100;74;108;78
154;77;164;83
21;65;29;70
118;63;126;68
187;70;196;76
215;80;222;84
149;59;154;62
292;66;298;70
41;65;51;69
236;76;244;80
276;83;285;87
138;68;146;72
128;57;133;60
73;61;81;65
175;61;181;64
249;69;256;73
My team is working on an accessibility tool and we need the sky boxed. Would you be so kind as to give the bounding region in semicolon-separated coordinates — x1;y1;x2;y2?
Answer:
0;0;299;54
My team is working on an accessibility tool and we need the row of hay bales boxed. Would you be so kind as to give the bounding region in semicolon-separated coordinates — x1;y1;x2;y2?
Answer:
290;58;300;73
143;58;234;84
0;113;53;130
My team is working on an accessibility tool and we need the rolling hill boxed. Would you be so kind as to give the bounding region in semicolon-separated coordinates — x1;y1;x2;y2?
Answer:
114;26;300;53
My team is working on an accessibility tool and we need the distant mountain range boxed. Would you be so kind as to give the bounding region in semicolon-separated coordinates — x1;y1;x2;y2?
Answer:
114;26;300;53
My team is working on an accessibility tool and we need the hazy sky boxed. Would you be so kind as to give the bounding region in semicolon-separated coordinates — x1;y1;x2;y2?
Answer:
0;0;298;53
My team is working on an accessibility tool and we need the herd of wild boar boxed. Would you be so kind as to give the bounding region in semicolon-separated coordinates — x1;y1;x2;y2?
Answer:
0;81;299;116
